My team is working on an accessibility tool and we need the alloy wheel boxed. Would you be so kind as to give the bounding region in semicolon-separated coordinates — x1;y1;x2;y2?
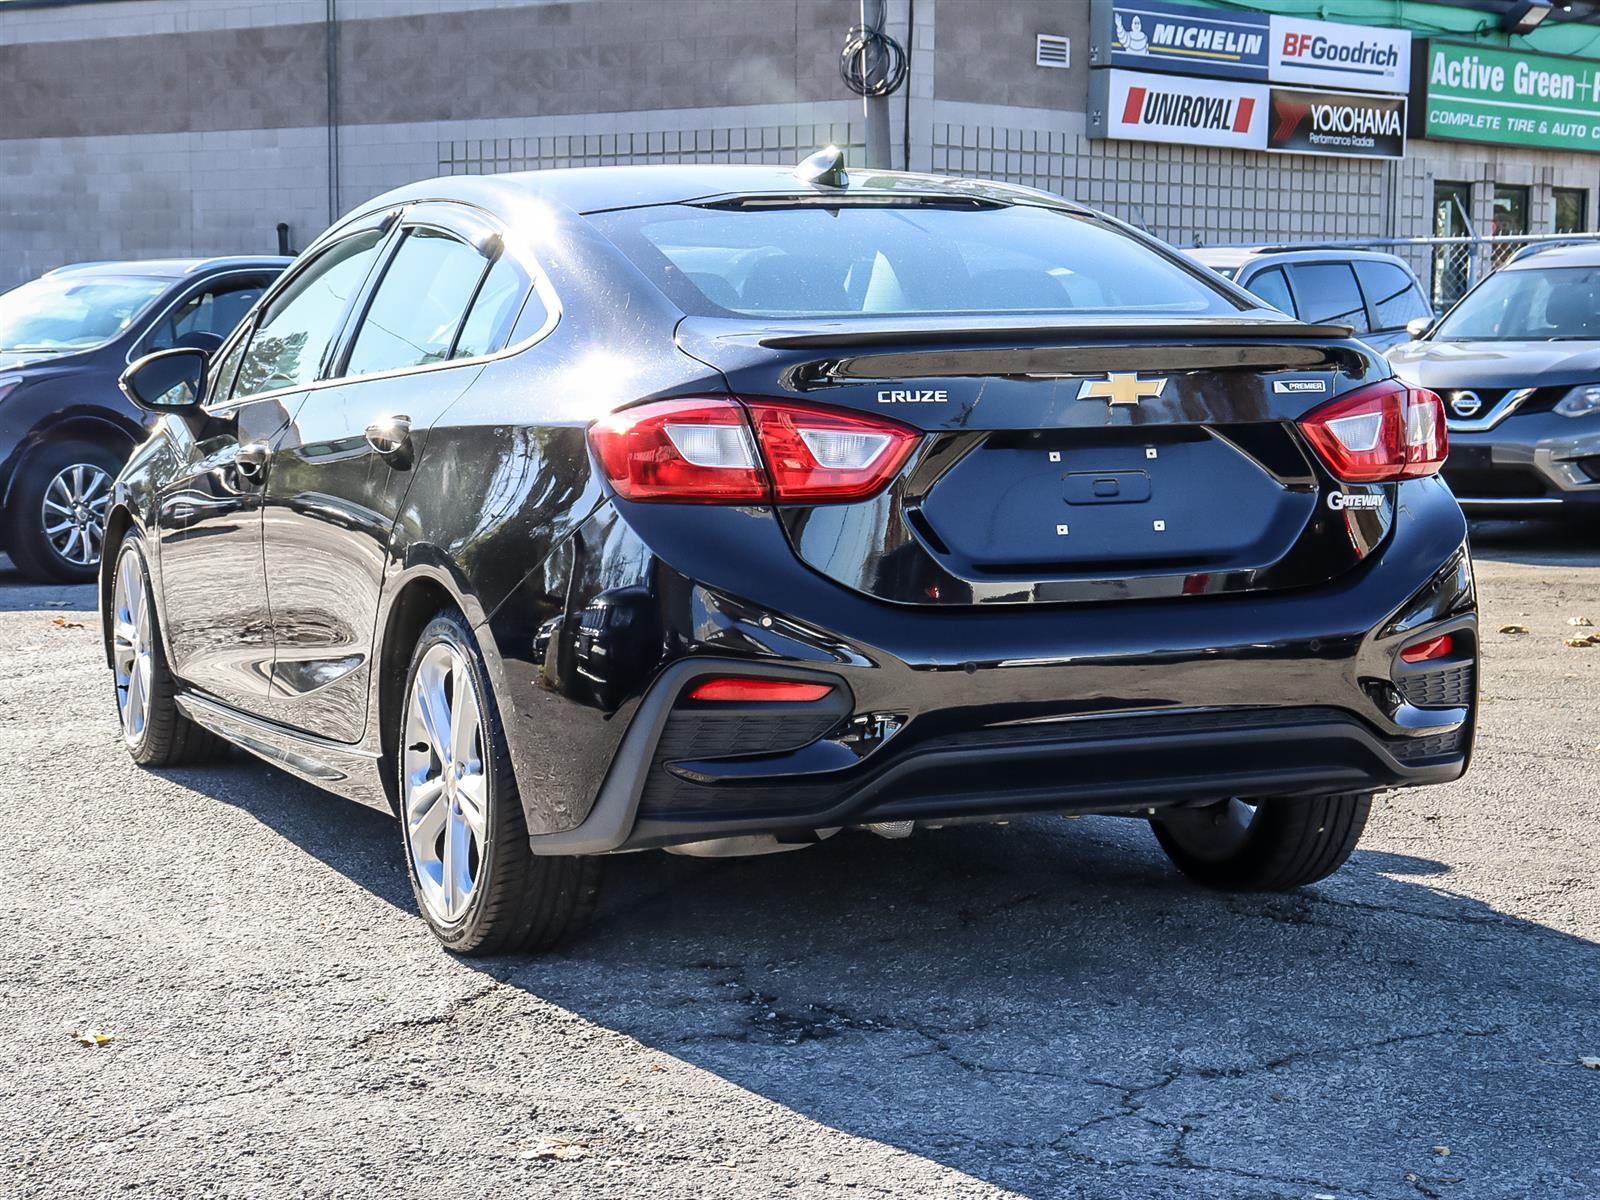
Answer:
403;641;488;925
42;463;112;567
111;549;154;745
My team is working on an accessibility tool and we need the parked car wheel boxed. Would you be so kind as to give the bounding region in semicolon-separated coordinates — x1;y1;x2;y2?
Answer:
109;532;229;766
398;611;600;955
1151;793;1372;891
8;439;123;583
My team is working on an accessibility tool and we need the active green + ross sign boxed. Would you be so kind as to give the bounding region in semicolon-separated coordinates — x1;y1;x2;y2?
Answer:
1413;41;1600;152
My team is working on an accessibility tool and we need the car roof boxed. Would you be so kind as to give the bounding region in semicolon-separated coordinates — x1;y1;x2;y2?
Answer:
43;255;293;280
1187;246;1415;272
356;164;1089;219
1503;241;1600;269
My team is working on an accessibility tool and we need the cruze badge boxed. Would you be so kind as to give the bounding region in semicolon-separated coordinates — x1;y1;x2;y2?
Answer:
1077;373;1168;406
1327;491;1383;511
877;388;948;404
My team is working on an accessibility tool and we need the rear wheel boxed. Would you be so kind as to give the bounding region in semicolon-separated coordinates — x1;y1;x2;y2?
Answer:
398;611;599;955
109;533;229;766
1151;793;1371;891
7;440;123;583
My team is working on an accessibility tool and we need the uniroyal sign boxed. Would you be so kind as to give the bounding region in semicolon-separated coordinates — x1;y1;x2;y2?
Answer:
1269;14;1411;93
1089;69;1266;150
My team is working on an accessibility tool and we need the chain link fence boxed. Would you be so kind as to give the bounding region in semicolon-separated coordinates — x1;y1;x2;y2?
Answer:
1199;232;1600;314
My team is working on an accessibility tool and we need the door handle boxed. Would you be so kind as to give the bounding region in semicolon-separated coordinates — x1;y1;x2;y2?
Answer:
365;414;413;463
236;442;271;480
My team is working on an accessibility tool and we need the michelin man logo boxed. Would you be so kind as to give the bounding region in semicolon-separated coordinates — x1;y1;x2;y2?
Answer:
1115;14;1150;54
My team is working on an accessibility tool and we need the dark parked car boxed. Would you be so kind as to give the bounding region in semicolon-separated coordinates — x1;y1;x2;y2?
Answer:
1187;247;1433;353
1389;241;1600;515
0;257;287;580
103;159;1476;955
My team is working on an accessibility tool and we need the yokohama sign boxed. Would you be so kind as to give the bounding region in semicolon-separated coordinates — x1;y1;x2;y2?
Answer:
1267;87;1406;159
1090;70;1266;150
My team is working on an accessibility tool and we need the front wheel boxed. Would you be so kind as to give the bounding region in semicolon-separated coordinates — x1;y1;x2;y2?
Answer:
1151;793;1372;891
398;612;599;955
8;440;124;583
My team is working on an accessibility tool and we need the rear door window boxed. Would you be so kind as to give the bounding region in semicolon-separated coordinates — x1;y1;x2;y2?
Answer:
451;255;533;359
232;231;385;399
1243;267;1296;316
1286;262;1371;333
344;229;488;377
1353;260;1430;330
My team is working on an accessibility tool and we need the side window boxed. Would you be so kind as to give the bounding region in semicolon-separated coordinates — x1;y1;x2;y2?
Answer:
232;231;385;400
1244;267;1296;316
1287;262;1371;333
1353;260;1431;330
207;327;250;406
146;277;270;352
452;256;534;360
344;229;487;378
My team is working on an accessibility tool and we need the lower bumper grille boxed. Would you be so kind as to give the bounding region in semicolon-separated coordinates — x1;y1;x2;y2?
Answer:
1398;662;1473;709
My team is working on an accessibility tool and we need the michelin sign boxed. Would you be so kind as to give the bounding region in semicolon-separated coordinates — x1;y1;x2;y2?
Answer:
1090;0;1411;93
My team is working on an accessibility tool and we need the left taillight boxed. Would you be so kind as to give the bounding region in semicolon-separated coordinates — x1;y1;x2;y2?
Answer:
588;397;919;504
1297;379;1448;483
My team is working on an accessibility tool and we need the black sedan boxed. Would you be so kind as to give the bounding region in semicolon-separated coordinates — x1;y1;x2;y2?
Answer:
0;257;287;581
1390;241;1600;515
104;157;1477;954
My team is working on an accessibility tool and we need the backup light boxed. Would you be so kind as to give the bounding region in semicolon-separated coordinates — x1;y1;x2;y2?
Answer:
1298;380;1448;483
589;396;919;504
687;678;835;702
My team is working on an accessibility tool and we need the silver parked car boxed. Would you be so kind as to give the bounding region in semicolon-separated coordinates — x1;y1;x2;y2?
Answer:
1187;247;1432;353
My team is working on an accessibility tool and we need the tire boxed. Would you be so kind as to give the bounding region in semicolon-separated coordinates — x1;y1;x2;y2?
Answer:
397;610;600;955
7;439;125;583
1151;793;1372;891
107;532;230;767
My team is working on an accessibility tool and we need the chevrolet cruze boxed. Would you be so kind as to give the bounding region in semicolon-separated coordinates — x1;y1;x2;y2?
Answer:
103;157;1477;954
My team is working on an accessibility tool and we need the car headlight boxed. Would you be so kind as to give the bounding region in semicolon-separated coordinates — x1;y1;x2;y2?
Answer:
1555;383;1600;418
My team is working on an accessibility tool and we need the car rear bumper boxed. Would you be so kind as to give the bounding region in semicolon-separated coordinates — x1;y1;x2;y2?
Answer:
1445;415;1600;511
511;478;1477;855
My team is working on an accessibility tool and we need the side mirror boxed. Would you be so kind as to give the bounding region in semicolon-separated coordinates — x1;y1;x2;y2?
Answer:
120;347;210;413
1405;316;1434;340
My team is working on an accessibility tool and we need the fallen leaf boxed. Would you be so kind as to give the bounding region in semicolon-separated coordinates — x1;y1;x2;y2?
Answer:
1433;1145;1451;1157
1498;624;1530;635
44;600;71;608
1580;1056;1600;1070
68;1029;116;1047
1563;635;1600;648
50;616;85;630
1569;616;1594;627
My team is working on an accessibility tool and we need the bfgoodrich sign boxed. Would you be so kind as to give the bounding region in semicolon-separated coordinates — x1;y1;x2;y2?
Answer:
1414;41;1600;153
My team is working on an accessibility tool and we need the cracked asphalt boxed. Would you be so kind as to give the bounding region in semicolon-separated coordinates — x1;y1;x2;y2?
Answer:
2;520;1598;1200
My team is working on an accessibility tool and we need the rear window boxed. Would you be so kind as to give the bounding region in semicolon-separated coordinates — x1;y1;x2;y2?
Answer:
589;202;1244;319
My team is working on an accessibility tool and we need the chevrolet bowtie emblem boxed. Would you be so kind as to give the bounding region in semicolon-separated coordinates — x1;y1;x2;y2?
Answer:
1076;373;1169;406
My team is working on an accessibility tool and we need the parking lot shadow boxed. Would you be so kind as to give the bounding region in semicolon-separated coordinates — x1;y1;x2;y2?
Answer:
0;560;97;612
1467;517;1599;567
180;752;1600;1200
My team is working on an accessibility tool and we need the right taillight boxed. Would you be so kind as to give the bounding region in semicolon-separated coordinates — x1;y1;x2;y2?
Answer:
588;396;919;504
1298;379;1447;483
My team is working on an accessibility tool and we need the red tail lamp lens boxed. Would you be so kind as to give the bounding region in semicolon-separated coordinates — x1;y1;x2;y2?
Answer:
687;678;835;703
1399;634;1454;664
1298;380;1448;483
588;397;919;504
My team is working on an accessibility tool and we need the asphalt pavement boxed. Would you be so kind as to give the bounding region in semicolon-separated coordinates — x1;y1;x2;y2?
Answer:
2;523;1597;1200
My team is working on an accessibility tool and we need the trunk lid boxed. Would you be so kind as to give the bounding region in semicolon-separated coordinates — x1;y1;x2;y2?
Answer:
676;315;1394;606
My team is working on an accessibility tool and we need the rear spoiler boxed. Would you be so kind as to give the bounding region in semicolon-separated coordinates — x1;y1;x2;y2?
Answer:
758;320;1356;350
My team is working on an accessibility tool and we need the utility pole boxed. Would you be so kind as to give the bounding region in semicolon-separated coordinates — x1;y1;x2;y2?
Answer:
860;0;892;169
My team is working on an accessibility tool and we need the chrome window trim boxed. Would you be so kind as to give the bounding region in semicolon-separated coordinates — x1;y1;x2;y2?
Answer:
125;268;282;365
1444;387;1537;434
202;251;560;416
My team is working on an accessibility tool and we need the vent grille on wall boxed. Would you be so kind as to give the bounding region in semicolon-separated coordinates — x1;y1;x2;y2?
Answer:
1036;34;1070;69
